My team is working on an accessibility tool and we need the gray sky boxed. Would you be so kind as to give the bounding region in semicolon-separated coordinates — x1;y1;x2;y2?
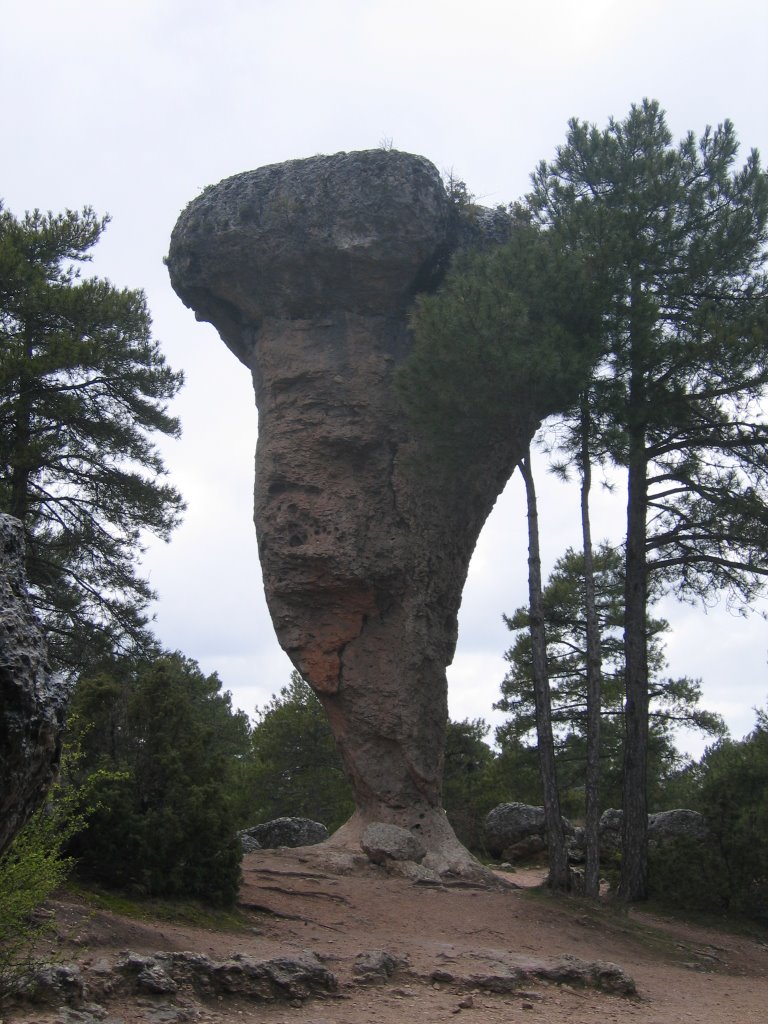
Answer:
2;0;767;755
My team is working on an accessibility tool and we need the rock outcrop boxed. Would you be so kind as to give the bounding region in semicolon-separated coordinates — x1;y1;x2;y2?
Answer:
167;150;542;876
483;802;581;863
13;946;635;1015
485;804;713;865
0;513;68;855
240;816;329;850
599;807;712;857
361;821;428;865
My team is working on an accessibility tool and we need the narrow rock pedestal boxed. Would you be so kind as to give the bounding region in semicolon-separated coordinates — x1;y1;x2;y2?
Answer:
167;150;537;876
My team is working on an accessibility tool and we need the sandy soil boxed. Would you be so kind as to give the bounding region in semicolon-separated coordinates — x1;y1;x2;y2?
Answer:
5;847;768;1023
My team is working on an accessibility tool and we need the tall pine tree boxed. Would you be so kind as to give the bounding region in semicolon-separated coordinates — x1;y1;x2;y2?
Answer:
0;204;185;672
529;100;768;899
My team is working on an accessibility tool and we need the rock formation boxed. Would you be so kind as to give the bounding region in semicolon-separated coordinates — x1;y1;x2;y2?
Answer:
0;513;68;856
240;816;329;850
167;150;541;876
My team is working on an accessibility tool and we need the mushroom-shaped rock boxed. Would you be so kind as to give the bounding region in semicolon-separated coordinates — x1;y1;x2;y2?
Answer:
167;150;537;877
0;514;68;855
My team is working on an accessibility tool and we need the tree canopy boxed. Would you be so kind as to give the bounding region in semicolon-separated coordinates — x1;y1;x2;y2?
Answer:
530;100;768;608
396;100;768;900
496;544;726;810
246;672;354;832
0;204;185;671
397;213;602;469
527;100;768;899
66;653;249;905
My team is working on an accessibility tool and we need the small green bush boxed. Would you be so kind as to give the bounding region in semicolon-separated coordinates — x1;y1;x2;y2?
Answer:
647;836;729;914
66;654;247;907
0;789;80;998
648;708;768;921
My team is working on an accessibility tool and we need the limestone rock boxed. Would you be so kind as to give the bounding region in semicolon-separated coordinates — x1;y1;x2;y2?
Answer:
361;822;427;864
598;807;711;859
17;950;337;1008
353;949;409;983
598;807;624;857
239;831;262;853
483;803;572;860
0;513;69;855
241;816;329;849
466;954;636;996
167;150;542;874
648;808;711;847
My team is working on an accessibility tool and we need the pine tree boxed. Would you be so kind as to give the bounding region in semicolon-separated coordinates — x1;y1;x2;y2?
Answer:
247;672;354;831
67;653;250;905
529;100;768;899
518;449;569;888
0;204;185;671
498;545;726;760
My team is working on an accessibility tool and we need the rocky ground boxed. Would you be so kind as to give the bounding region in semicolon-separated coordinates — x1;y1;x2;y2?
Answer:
4;847;767;1024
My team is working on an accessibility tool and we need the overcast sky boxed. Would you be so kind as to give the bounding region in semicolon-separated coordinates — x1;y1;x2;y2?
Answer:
2;0;767;756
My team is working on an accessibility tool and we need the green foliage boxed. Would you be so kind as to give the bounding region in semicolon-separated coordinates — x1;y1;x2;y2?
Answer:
647;835;730;915
0;741;93;997
643;706;768;918
0;812;70;997
495;545;726;814
0;203;185;672
692;713;768;919
245;672;354;832
66;654;249;907
397;215;602;473
530;98;768;605
442;719;507;852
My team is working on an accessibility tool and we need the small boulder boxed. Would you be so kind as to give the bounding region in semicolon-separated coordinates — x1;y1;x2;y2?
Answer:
505;834;547;861
239;832;262;853
598;808;623;857
483;803;574;861
240;817;328;849
353;949;409;982
648;808;711;847
361;822;427;864
598;807;711;858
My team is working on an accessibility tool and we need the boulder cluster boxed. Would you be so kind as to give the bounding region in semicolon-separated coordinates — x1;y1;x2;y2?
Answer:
483;802;711;863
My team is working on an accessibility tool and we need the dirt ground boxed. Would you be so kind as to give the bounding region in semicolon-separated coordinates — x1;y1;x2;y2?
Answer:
5;847;768;1024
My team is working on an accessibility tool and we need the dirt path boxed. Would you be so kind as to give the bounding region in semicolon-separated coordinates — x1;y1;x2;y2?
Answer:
5;848;767;1023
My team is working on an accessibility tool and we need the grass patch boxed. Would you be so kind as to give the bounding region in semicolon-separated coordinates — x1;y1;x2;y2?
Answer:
517;878;766;971
639;894;768;942
68;882;250;932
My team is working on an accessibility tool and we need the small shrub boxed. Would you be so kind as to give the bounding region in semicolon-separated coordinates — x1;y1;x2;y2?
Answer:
0;798;77;998
647;836;729;914
66;655;247;907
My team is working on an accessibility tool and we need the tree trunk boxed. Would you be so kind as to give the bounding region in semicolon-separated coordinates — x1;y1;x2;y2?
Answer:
580;400;603;898
619;292;650;903
9;337;33;524
519;451;570;891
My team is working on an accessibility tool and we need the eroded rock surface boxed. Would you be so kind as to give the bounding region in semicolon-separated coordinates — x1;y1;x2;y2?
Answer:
0;513;68;855
167;150;540;874
361;821;427;865
241;816;329;850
